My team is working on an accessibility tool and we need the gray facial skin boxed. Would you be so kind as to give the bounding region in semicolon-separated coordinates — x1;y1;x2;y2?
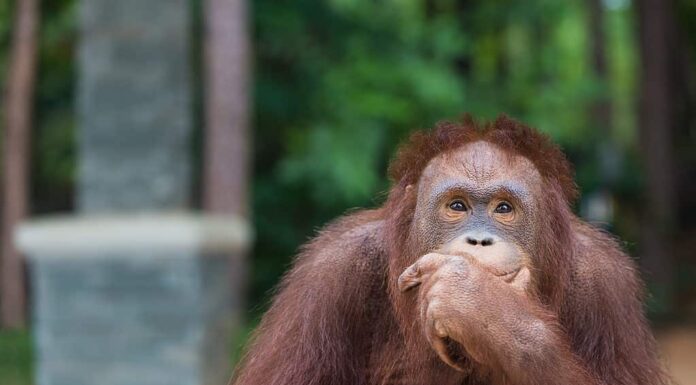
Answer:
410;141;544;275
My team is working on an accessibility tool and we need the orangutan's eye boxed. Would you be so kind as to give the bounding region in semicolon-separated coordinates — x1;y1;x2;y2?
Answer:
449;200;467;212
494;202;513;214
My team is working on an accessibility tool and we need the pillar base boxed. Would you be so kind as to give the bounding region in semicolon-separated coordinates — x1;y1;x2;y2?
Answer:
17;213;250;385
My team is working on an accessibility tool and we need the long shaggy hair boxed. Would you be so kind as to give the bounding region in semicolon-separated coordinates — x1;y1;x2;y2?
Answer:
232;114;670;385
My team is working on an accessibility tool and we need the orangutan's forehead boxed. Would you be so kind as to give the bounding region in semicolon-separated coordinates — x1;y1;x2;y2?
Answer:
420;141;542;188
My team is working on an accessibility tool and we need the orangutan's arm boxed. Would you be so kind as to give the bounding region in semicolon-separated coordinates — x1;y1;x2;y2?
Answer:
232;216;384;385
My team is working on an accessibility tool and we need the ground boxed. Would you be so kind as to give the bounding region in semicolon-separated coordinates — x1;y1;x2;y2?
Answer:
658;327;696;384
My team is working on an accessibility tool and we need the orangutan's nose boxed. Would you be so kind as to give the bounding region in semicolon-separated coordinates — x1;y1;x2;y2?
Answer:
464;232;496;247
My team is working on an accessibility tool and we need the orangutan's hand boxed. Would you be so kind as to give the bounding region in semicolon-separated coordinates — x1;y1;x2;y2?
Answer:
398;252;532;371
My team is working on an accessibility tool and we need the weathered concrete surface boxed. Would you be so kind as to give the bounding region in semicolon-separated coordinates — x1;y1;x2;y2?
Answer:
77;0;193;212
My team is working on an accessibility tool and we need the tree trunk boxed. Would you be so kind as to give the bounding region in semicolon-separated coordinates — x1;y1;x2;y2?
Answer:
202;0;251;218
635;0;679;315
1;0;39;329
588;0;612;138
202;0;252;322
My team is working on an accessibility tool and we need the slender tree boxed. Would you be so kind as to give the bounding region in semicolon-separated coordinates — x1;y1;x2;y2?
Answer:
202;0;252;326
585;0;617;225
1;0;39;329
202;0;251;218
588;0;611;128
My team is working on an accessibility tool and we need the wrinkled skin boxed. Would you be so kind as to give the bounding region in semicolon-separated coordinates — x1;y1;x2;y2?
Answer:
232;118;670;385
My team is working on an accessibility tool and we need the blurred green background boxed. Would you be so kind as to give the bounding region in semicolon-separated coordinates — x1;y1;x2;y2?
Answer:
1;0;696;384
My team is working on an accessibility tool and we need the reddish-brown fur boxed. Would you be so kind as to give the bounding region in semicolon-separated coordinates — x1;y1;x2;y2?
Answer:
232;115;669;385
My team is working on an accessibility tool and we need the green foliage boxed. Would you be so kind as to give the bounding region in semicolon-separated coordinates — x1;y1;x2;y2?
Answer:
249;0;641;309
0;330;32;385
31;0;77;213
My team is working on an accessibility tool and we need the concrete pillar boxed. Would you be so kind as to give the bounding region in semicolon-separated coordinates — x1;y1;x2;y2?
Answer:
16;1;251;384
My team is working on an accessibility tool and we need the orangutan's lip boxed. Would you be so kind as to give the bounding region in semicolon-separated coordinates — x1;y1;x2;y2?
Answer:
495;267;522;282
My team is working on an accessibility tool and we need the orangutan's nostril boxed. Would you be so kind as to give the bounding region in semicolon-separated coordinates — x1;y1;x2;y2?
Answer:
481;238;494;246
